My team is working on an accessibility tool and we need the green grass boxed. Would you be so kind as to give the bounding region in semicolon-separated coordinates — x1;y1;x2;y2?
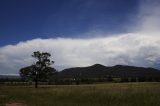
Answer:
0;82;160;106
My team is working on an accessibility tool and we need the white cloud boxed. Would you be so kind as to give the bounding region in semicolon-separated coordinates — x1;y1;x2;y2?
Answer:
0;33;160;74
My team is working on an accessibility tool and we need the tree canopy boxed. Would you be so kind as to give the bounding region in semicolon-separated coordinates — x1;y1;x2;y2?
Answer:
19;51;56;88
20;65;56;82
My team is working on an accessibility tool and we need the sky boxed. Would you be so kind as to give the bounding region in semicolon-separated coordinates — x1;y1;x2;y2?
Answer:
0;0;160;74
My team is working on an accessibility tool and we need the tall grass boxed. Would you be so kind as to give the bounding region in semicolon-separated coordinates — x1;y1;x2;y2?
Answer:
0;82;160;106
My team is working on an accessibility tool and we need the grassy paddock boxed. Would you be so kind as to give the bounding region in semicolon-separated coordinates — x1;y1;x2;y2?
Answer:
0;82;160;106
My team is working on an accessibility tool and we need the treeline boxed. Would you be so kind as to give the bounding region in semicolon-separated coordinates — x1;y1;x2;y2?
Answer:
1;76;160;85
53;76;160;85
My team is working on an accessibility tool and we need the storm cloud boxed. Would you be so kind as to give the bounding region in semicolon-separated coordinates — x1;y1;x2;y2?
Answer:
0;33;160;74
0;0;160;74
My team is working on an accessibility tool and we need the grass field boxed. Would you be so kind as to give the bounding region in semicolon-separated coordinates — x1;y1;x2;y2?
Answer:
0;82;160;106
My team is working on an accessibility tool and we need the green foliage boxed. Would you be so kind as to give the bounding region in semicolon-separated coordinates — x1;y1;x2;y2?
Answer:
19;65;56;82
19;65;35;81
32;51;54;67
19;51;56;88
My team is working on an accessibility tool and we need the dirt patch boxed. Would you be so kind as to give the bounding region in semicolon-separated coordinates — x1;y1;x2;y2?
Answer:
5;102;25;106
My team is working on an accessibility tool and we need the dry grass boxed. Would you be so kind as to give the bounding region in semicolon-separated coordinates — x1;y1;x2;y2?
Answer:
0;82;160;106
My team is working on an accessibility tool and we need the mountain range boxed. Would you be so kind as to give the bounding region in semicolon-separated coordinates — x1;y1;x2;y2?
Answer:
1;64;160;79
58;64;160;78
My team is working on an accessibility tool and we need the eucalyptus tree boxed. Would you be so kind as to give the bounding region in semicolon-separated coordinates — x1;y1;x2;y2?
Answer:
20;51;56;88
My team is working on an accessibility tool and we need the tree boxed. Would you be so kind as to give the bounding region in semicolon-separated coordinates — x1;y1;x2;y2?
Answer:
19;51;56;88
20;65;56;81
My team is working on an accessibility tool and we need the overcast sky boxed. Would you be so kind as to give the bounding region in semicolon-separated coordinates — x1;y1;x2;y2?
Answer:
0;0;160;75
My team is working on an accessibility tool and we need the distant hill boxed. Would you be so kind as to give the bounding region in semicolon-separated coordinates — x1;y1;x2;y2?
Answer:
0;75;20;79
58;64;160;78
1;64;160;81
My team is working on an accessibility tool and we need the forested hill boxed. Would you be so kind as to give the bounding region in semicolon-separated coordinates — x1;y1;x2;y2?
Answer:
58;64;160;78
1;64;160;80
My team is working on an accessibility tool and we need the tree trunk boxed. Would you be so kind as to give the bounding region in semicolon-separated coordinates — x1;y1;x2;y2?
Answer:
35;73;38;88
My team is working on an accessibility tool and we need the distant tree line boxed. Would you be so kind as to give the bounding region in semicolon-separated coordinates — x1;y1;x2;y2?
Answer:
1;76;160;86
